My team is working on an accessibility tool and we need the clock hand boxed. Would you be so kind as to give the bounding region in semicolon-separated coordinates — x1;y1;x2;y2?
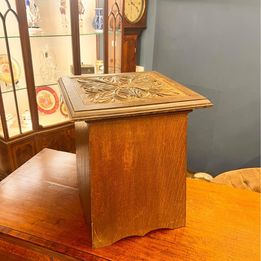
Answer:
131;1;140;12
130;1;135;7
130;1;139;12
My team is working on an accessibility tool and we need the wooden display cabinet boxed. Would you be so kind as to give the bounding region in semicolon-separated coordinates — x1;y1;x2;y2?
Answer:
0;1;117;178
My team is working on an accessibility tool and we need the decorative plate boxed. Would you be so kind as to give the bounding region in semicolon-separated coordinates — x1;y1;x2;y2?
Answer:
36;86;59;114
60;101;68;117
0;54;21;84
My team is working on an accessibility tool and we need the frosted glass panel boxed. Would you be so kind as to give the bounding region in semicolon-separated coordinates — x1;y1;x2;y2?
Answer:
79;0;104;75
108;0;122;73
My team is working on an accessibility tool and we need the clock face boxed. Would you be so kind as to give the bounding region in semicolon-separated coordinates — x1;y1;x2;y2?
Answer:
124;0;145;24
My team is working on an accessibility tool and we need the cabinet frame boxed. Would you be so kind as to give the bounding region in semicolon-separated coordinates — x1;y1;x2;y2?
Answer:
0;0;143;178
0;0;80;177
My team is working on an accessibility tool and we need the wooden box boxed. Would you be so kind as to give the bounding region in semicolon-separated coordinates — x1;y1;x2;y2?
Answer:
58;71;212;248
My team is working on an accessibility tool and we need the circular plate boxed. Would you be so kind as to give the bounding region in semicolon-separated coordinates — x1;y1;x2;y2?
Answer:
0;54;21;84
36;86;59;114
60;101;68;117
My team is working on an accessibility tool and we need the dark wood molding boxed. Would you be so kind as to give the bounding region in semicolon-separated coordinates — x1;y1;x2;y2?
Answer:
70;0;81;75
15;0;39;131
0;141;11;179
0;92;9;140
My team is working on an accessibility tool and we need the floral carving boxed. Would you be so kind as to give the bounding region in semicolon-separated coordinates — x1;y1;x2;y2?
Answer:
77;73;183;103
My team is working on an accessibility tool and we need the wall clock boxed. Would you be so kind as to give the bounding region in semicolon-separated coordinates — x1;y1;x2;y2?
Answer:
124;0;146;24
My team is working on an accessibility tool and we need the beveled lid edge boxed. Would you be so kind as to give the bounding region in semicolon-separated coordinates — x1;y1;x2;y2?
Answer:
67;98;213;121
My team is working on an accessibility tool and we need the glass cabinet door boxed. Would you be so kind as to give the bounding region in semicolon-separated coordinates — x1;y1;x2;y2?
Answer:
26;0;72;128
107;0;123;74
0;0;124;139
0;0;33;139
79;0;104;75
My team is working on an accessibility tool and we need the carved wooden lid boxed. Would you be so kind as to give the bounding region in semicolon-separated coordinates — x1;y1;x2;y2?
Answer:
58;71;212;121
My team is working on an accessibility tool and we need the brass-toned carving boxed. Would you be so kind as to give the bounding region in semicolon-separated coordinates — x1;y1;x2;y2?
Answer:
77;73;184;103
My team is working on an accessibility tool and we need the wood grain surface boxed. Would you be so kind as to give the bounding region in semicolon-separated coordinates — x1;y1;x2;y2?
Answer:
0;149;259;260
0;233;79;261
76;112;188;247
121;34;138;72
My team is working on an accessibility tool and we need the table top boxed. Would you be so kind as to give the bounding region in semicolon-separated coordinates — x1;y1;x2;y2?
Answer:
58;71;212;121
0;149;259;261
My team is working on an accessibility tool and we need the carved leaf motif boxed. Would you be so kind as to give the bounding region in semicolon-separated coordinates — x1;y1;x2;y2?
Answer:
77;73;182;104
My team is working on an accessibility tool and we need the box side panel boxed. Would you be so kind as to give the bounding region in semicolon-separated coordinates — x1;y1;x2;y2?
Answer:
75;121;92;237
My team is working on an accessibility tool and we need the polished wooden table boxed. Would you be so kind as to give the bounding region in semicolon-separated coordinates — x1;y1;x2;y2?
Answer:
0;149;259;260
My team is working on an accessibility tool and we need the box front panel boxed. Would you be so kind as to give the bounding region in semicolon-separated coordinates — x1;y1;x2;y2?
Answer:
89;111;188;248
